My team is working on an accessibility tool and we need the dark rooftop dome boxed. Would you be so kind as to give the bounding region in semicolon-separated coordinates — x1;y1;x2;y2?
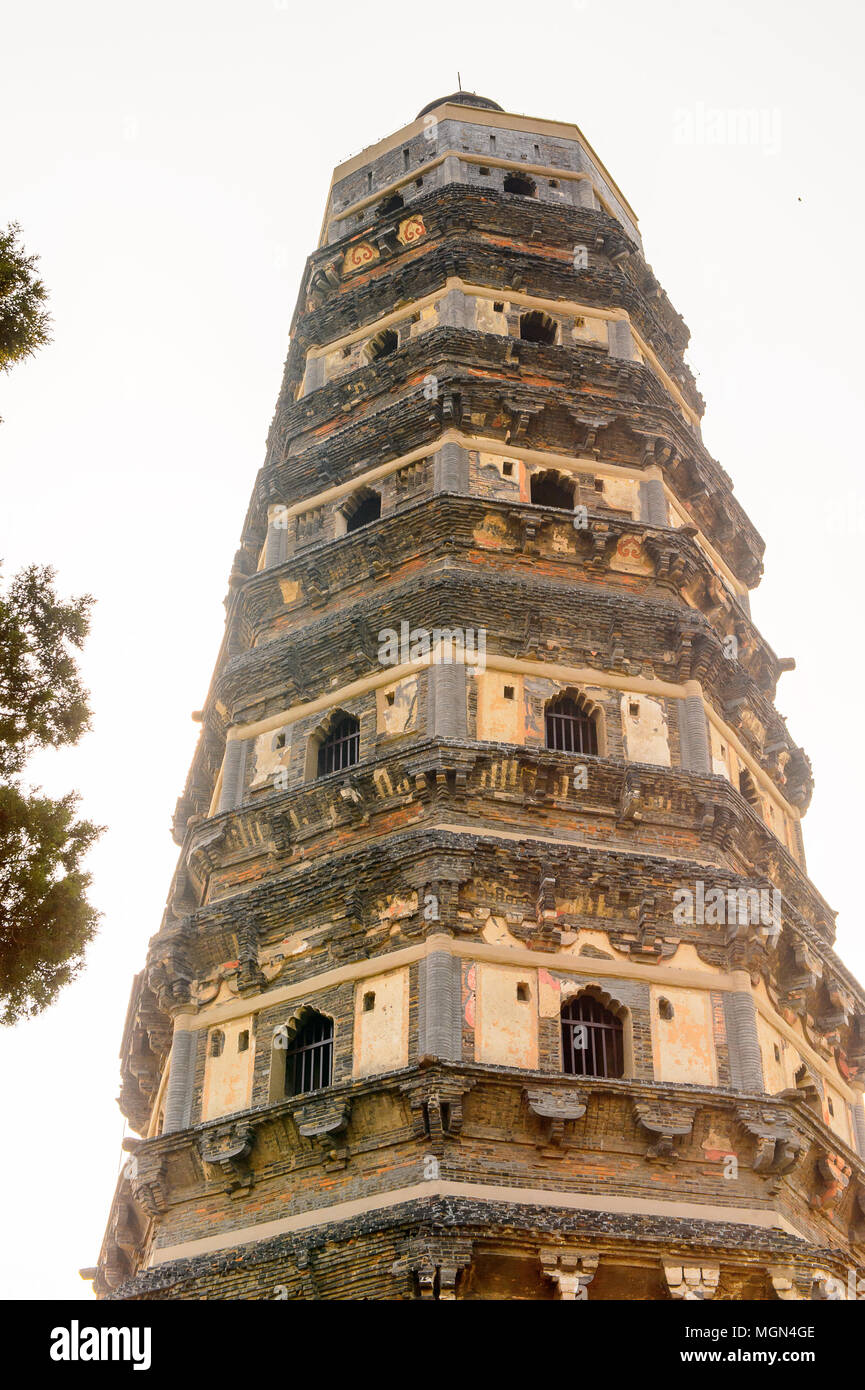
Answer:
416;92;504;119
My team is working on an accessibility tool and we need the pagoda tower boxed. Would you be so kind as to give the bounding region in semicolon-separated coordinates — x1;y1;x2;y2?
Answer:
93;94;865;1301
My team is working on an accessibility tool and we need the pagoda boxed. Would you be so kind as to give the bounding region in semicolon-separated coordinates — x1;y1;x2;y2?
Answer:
93;94;865;1301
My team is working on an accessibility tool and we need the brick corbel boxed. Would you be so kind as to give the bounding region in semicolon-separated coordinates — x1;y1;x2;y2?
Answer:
735;1102;804;1175
392;1234;473;1300
400;1073;474;1148
810;1151;852;1215
633;1098;697;1161
197;1119;256;1196
125;1149;167;1218
663;1260;720;1300
293;1095;352;1171
767;1265;820;1301
540;1248;599;1300
524;1085;589;1150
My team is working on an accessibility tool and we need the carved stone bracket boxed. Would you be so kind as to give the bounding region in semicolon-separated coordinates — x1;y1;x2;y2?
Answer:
400;1074;474;1148
125;1150;167;1217
540;1248;599;1301
736;1102;804;1175
777;942;823;1020
197;1120;256;1196
768;1265;821;1301
811;1151;852;1214
633;1099;697;1161
392;1233;473;1300
293;1095;352;1171
664;1260;720;1300
524;1086;589;1149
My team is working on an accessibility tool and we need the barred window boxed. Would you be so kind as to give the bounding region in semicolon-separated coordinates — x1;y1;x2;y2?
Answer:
544;692;598;755
284;1011;334;1097
561;995;624;1078
317;713;360;776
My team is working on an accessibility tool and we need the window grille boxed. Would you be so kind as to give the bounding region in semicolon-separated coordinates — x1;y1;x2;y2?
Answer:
544;694;598;755
561;994;623;1078
318;714;360;776
285;1012;333;1096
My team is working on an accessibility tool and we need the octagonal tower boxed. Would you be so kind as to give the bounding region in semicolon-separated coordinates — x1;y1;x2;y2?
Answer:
93;95;865;1302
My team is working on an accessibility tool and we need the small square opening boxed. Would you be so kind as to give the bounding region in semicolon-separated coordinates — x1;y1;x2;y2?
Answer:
238;1030;249;1053
363;991;375;1013
503;685;515;700
516;982;530;1002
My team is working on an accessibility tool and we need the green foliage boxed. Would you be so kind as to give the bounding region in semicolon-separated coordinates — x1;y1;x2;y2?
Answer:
0;223;52;373
0;785;99;1025
0;564;101;1024
0;565;93;777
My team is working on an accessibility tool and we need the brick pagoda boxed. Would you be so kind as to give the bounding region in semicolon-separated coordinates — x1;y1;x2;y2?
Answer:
92;93;865;1301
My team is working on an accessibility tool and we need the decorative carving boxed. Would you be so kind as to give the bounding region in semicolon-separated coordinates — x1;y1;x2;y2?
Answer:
392;1233;472;1300
400;1074;474;1149
396;215;426;246
125;1149;167;1218
197;1120;256;1196
811;1152;852;1214
664;1260;720;1300
293;1095;352;1170
524;1086;589;1148
540;1248;599;1300
633;1098;697;1161
736;1103;803;1174
341;241;379;277
768;1265;818;1301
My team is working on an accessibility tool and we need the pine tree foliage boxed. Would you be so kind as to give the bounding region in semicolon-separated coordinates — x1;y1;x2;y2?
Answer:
0;565;101;1023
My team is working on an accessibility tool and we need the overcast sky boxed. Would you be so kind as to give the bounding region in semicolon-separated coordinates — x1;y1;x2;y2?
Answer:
1;0;863;1299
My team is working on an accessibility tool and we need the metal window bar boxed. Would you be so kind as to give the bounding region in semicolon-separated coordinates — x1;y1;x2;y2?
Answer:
318;716;360;776
561;995;623;1078
286;1014;333;1096
545;697;597;755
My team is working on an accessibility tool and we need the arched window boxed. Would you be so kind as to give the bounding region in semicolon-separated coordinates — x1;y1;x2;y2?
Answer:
368;327;398;361
561;994;624;1078
317;712;360;776
377;192;405;216
344;490;381;533
284;1010;334;1096
503;172;536;197
530;469;574;508
545;692;598;755
519;310;557;344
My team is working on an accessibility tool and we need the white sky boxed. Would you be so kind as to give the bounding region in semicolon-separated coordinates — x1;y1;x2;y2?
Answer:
1;0;863;1300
